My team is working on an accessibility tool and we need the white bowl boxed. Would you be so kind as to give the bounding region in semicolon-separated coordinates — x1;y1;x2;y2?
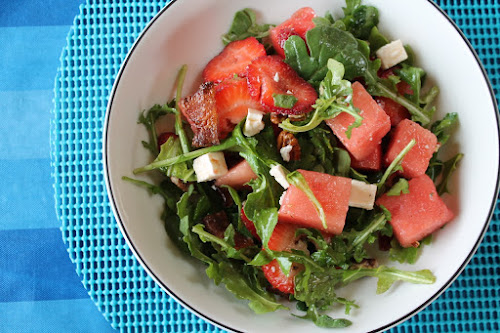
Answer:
103;0;500;332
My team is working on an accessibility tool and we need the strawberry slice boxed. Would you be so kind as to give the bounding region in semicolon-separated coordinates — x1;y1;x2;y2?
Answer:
269;7;316;57
262;259;301;294
246;55;318;115
267;222;299;252
261;222;302;294
180;77;262;146
203;37;266;83
214;77;262;138
241;206;260;240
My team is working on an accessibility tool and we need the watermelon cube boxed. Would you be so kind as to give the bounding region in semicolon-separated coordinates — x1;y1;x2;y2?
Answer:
384;119;438;179
278;170;351;234
376;174;454;248
326;81;391;160
215;159;257;189
350;144;382;172
375;96;410;127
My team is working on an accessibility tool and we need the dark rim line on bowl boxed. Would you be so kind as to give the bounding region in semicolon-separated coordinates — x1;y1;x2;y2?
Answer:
102;1;500;332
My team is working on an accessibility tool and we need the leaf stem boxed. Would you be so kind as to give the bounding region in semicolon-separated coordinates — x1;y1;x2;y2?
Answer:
133;136;237;174
377;139;416;193
350;214;387;249
174;65;191;154
376;82;430;125
192;224;251;263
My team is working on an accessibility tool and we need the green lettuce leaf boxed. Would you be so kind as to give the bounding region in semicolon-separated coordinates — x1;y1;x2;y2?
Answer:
279;59;362;136
222;8;272;46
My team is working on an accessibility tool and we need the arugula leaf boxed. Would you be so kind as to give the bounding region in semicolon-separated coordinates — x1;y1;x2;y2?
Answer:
284;24;435;125
173;65;191;154
386;178;410;196
368;26;389;53
138;103;176;156
342;266;436;294
377;139;416;194
389;238;419;264
133;135;238;174
279;59;362;136
342;0;379;40
294;266;344;309
273;93;298;109
293;305;352;328
155;136;196;182
284;26;379;87
342;213;387;262
230;126;282;249
431;112;459;145
208;260;287;314
192;224;253;262
177;186;215;265
436;153;463;195
222;8;272;46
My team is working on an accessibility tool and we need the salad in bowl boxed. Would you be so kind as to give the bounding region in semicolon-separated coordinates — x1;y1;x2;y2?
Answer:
104;0;499;331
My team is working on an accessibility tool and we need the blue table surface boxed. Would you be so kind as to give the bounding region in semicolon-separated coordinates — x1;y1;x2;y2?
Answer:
0;0;115;332
1;1;499;333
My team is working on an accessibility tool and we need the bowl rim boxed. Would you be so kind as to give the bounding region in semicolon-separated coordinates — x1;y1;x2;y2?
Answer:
102;1;500;332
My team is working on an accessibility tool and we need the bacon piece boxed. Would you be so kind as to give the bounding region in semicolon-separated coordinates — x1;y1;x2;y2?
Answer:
179;82;220;147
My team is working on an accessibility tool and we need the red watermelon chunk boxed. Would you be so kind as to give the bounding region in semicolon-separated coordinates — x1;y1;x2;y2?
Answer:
375;96;410;127
376;174;454;248
215;160;257;190
326;81;391;160
350;144;382;172
384;119;438;179
278;170;351;234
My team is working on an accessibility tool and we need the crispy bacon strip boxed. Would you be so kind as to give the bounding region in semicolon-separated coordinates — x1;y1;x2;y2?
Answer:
179;82;220;147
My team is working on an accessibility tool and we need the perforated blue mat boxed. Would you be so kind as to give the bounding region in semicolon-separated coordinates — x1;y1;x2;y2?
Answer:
51;1;500;332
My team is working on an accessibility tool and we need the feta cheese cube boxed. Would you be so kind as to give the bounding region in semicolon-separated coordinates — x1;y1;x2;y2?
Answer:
349;179;377;210
193;152;228;182
376;40;408;70
280;145;293;162
243;108;265;137
269;164;289;189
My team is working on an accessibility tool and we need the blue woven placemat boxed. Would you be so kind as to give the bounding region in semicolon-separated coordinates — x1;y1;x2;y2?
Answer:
51;1;500;332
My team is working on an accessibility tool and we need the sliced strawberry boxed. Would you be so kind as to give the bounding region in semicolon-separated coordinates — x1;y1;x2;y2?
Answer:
246;55;318;115
262;259;300;294
241;206;260;240
267;222;299;251
269;7;316;57
203;37;266;83
180;77;262;146
214;77;262;138
262;222;302;294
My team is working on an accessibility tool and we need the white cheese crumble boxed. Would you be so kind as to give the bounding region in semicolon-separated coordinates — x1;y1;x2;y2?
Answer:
280;145;293;162
243;108;265;137
193;152;228;182
376;39;408;70
349;179;377;210
270;164;290;189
